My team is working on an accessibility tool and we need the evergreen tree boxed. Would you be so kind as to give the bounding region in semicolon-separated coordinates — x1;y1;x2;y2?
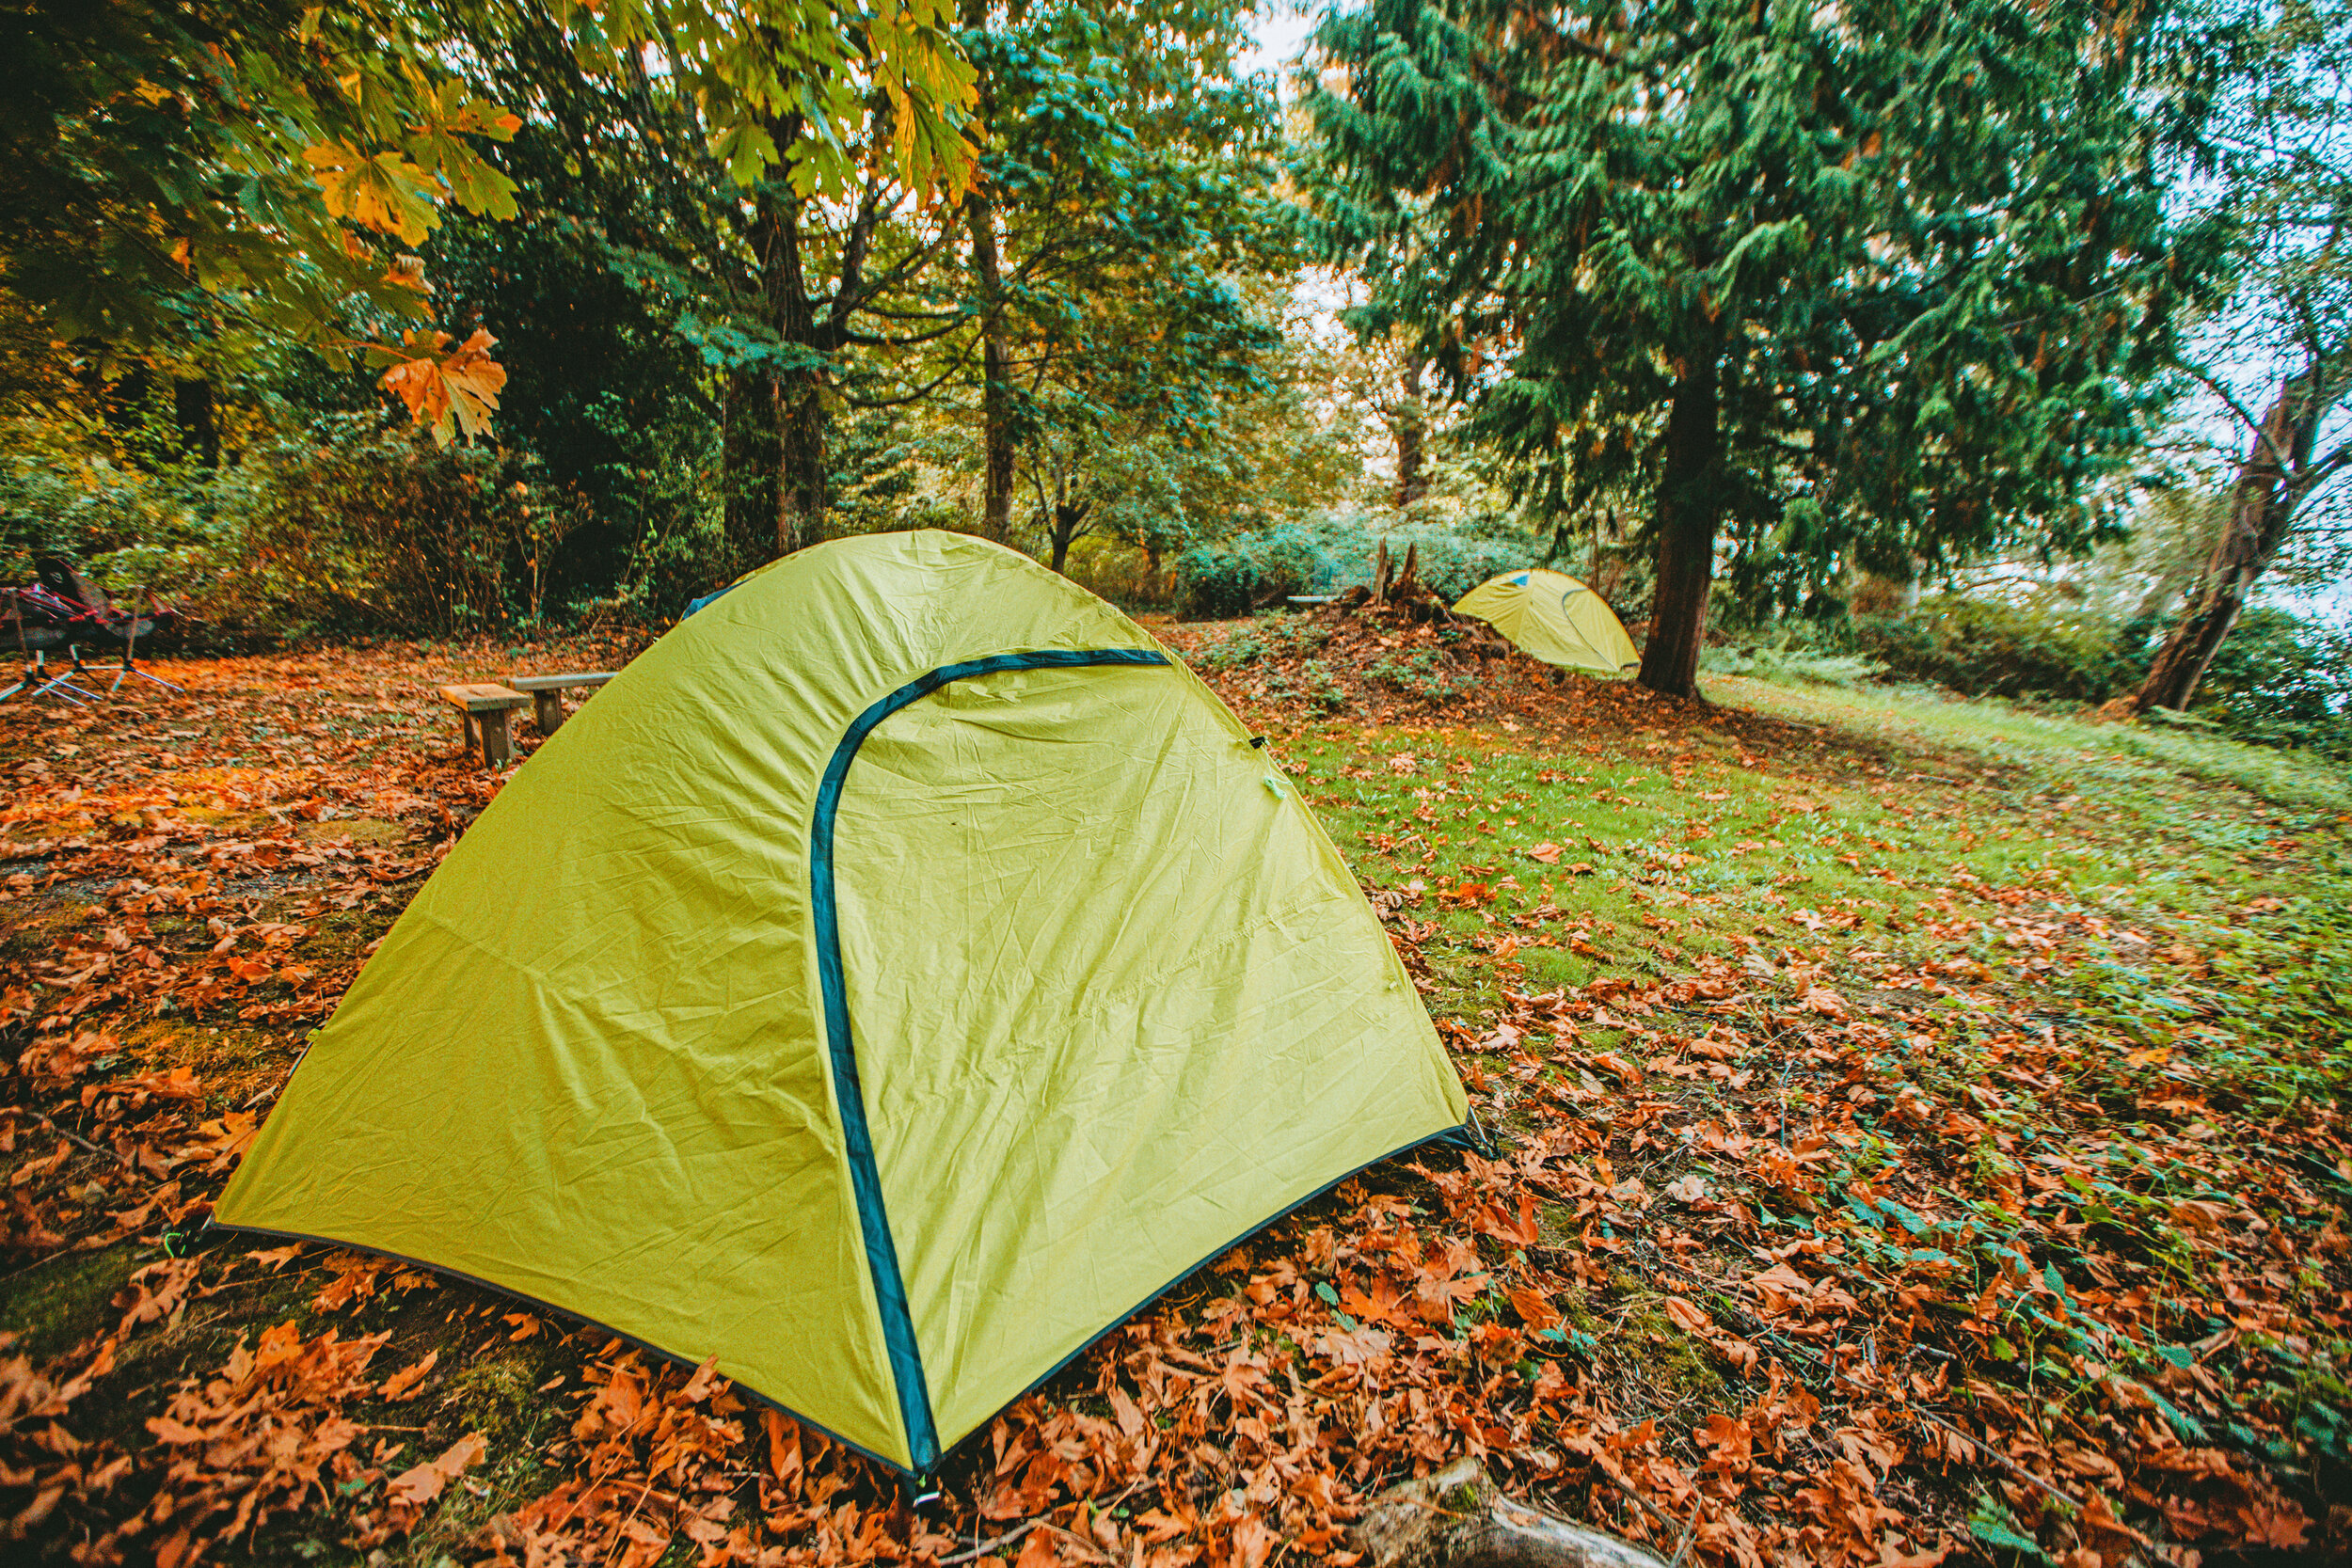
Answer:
1302;0;2234;695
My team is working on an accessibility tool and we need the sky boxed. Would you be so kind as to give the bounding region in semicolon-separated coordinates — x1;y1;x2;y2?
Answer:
1242;4;1320;83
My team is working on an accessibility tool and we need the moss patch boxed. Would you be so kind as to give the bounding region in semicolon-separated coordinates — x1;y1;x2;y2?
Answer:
0;1243;145;1363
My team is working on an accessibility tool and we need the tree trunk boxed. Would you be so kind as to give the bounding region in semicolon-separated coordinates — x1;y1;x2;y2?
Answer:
1393;355;1428;510
1635;353;1723;698
962;0;1015;544
1049;503;1091;572
722;367;781;567
967;192;1015;544
754;142;827;559
2130;378;2313;713
1044;454;1090;573
1353;1458;1668;1568
776;373;826;557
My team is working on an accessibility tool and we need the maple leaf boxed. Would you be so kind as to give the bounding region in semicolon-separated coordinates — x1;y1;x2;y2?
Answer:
1475;1189;1542;1246
1315;1325;1391;1368
1507;1286;1561;1331
379;1349;437;1401
1662;1296;1710;1332
1340;1274;1415;1329
1799;984;1849;1017
314;1253;389;1312
1230;1515;1279;1568
303;142;441;244
1699;1411;1753;1471
386;1429;485;1507
1528;842;1563;863
375;328;507;444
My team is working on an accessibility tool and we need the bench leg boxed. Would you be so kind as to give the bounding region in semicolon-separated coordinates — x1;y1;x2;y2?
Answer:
533;690;564;735
459;711;480;753
480;708;513;768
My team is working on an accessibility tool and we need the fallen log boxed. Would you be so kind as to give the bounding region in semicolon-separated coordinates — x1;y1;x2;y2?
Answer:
1351;1458;1672;1568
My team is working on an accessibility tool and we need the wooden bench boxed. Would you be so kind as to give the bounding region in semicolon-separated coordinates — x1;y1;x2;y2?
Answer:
439;684;531;767
505;672;617;735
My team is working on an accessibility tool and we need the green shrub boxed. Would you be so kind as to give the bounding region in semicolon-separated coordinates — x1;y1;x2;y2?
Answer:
0;404;209;590
1172;514;1540;620
1851;595;2146;702
1700;634;1885;688
1058;536;1169;609
1367;643;1480;705
195;415;588;637
1194;613;1333;672
1265;657;1350;715
1174;524;1329;618
2191;607;2352;758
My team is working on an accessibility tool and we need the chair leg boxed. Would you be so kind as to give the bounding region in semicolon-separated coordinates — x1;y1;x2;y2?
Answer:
480;708;512;767
29;648;99;705
110;633;183;696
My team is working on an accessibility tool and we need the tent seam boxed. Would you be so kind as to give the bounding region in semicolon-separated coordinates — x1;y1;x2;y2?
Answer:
811;647;1169;1475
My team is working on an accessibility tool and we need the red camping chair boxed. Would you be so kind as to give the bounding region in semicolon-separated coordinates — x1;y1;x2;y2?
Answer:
1;583;109;705
19;556;186;700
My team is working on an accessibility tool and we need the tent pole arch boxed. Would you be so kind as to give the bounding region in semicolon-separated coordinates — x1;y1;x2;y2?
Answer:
810;648;1171;1471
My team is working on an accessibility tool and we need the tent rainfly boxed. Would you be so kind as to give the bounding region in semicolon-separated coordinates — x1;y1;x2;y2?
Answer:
1454;569;1639;674
214;531;1470;1476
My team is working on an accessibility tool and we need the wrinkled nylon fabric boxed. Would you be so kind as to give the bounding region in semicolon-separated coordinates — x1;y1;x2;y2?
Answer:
1454;569;1638;673
838;662;1462;1447
215;530;1466;1474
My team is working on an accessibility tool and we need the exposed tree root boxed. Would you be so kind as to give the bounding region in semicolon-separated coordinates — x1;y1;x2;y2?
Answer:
1351;1459;1672;1568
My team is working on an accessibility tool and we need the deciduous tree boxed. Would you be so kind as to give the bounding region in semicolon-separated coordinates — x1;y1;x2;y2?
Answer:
2127;0;2352;714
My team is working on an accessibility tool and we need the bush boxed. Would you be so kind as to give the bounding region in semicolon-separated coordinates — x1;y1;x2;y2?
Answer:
1171;514;1541;620
2192;608;2352;757
1700;631;1885;688
1173;524;1330;619
1851;595;2146;702
1367;645;1480;705
1058;536;1170;609
189;415;590;637
1193;614;1333;672
0;407;207;590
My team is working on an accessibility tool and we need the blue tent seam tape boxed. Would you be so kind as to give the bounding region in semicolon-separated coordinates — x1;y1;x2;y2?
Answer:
810;647;1170;1472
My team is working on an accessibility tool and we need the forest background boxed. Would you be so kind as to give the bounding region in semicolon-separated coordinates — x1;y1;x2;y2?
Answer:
4;0;2352;744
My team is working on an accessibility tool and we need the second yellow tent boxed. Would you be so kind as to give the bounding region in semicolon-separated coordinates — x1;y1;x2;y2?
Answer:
1454;568;1638;674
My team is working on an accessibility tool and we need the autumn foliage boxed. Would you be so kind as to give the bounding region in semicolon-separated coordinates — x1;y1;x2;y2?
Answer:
0;631;2346;1566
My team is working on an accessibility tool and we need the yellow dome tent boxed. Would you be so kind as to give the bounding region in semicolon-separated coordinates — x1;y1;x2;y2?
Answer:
1454;568;1639;673
213;531;1467;1475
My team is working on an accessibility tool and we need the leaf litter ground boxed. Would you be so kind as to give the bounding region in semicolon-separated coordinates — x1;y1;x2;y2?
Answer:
0;615;2346;1568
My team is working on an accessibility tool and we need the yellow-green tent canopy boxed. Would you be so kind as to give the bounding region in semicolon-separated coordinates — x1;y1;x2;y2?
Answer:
1454;568;1639;673
215;531;1466;1475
